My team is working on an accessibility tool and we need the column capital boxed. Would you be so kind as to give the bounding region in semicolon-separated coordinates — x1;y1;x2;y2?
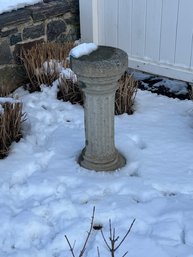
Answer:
71;45;128;80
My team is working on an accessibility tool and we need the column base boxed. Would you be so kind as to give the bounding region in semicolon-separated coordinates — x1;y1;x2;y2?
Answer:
78;148;126;171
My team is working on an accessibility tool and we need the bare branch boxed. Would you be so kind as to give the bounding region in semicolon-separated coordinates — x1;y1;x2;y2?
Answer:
79;206;95;257
109;219;112;240
122;251;128;257
65;209;135;257
65;235;76;257
97;246;101;257
100;229;111;251
115;219;136;251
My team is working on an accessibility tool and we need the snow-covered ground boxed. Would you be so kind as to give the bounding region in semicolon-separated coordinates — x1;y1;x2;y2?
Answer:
0;83;193;257
0;0;42;14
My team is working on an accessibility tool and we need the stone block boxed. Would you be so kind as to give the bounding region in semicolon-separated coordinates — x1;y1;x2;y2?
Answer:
29;1;71;22
0;65;28;93
0;9;31;30
10;33;22;46
56;33;78;43
0;40;12;65
65;13;80;25
0;28;18;38
70;0;79;14
47;20;67;41
23;23;45;40
43;0;64;2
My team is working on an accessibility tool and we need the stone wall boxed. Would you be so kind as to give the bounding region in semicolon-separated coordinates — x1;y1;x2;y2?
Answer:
0;0;80;92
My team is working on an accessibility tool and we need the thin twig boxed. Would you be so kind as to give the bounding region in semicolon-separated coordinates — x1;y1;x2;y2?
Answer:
122;251;128;257
109;219;112;239
115;219;136;251
65;207;96;257
100;219;135;257
79;206;95;257
64;235;76;257
100;229;111;251
97;246;101;257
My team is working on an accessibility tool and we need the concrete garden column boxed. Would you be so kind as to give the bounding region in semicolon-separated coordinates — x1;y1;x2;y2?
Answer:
70;46;128;171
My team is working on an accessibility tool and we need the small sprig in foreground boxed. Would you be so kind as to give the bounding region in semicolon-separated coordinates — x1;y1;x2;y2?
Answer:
65;207;95;257
65;207;135;257
100;219;135;257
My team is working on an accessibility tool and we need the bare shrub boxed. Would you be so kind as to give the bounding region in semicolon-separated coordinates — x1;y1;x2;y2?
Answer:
100;219;135;257
58;72;138;111
21;42;137;114
0;100;26;159
57;77;83;105
115;72;138;115
65;207;135;257
65;207;95;257
20;41;74;91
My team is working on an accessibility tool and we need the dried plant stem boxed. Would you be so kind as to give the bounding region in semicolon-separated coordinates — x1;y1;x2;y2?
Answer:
97;246;101;257
57;78;83;105
65;207;135;257
0;101;26;158
101;219;135;257
64;236;76;257
65;207;95;257
79;207;95;257
115;72;138;115
20;42;74;91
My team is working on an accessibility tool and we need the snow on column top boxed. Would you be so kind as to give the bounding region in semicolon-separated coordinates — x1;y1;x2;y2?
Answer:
70;43;98;58
0;0;42;14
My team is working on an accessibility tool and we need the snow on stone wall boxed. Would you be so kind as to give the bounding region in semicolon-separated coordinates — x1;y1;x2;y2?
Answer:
0;0;43;15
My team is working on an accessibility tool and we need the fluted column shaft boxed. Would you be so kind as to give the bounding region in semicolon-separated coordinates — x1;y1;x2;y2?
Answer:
84;90;115;159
